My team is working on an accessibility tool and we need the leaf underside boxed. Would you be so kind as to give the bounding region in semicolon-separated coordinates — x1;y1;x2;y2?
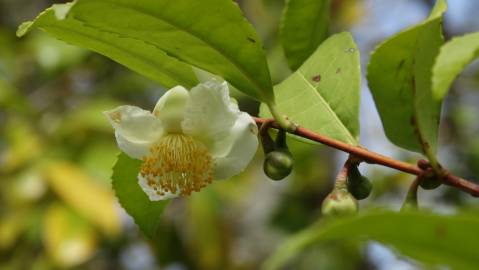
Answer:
261;32;361;146
367;0;447;154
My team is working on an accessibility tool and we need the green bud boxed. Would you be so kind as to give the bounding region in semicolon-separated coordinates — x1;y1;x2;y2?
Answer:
346;166;372;200
348;175;372;200
419;177;441;190
263;150;294;180
321;188;358;216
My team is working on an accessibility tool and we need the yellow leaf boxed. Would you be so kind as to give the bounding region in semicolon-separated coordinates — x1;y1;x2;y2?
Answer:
44;162;120;236
0;211;27;250
43;204;97;268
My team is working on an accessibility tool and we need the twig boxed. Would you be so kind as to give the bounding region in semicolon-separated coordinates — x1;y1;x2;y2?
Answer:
254;117;479;197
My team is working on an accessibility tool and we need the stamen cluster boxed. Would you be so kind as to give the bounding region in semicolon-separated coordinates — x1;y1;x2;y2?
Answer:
140;134;213;196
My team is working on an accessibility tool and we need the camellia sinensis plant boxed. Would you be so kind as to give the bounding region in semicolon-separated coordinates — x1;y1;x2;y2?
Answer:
18;0;479;268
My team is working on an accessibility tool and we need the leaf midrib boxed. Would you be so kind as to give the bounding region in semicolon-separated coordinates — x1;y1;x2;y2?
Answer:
79;0;270;99
410;17;442;154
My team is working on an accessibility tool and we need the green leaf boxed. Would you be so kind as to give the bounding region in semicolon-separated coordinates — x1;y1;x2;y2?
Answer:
18;0;274;102
432;32;479;100
17;2;198;89
112;153;168;239
260;32;360;145
367;0;446;154
263;211;479;270
281;0;331;70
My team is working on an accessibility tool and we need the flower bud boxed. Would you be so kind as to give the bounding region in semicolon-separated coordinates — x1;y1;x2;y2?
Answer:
419;177;441;190
321;188;358;216
348;175;372;200
263;150;294;180
347;166;372;200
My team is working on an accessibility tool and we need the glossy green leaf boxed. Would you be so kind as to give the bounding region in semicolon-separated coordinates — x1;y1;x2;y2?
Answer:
112;153;168;239
17;2;197;89
281;0;331;70
367;0;446;154
261;32;360;145
264;211;479;270
432;31;479;100
18;0;274;102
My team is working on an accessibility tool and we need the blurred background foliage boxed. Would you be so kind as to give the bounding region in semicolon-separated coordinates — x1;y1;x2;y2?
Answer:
1;0;479;269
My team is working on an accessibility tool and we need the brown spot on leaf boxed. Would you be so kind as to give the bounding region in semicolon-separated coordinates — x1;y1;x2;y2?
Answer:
312;75;321;82
435;225;447;239
247;37;256;43
395;59;405;78
411;77;416;94
410;116;416;126
410;116;431;152
336;68;341;74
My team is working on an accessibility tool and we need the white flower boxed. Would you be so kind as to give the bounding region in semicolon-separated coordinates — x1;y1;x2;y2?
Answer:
105;79;258;200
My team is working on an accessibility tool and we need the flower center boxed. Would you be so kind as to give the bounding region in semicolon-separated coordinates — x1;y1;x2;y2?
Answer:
140;134;213;196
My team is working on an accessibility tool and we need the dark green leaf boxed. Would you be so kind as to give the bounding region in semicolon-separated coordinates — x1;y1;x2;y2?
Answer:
264;211;479;270
367;0;446;154
18;0;274;102
112;153;168;239
281;0;331;70
17;2;198;89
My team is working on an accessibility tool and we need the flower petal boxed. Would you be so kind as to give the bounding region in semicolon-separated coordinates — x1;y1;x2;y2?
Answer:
104;105;162;159
138;174;180;201
192;67;241;93
211;112;259;180
153;86;189;133
182;79;238;145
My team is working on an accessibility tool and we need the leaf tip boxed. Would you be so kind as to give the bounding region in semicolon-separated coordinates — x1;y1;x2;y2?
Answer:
16;21;33;37
52;1;77;20
16;0;76;37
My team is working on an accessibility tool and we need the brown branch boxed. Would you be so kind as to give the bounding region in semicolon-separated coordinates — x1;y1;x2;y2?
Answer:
254;117;479;197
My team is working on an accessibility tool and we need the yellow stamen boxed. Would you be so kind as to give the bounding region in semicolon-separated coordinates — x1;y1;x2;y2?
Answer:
140;134;213;196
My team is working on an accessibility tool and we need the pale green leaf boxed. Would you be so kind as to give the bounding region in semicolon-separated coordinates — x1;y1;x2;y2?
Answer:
261;32;360;145
367;0;446;154
112;153;168;239
281;0;331;70
264;211;479;270
432;32;479;100
17;2;198;89
18;0;274;102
